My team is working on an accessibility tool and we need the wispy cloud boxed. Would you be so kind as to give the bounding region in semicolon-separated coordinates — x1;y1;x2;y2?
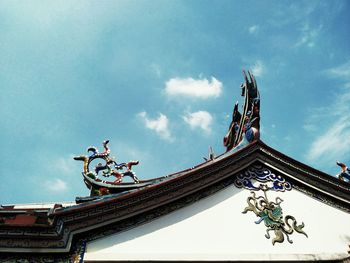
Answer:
295;23;322;48
138;111;173;141
306;62;350;165
44;178;68;192
325;60;350;82
150;63;161;78
251;60;265;77
182;111;213;134
165;77;222;99
268;2;321;28
248;25;259;34
54;155;77;175
307;116;350;164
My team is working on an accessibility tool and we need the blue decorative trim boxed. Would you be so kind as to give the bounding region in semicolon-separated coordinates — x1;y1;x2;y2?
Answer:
78;240;87;263
234;164;292;191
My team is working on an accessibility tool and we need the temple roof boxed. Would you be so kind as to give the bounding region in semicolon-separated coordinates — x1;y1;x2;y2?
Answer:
1;140;349;258
1;71;349;262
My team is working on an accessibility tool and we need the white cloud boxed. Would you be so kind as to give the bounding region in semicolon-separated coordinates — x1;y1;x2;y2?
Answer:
248;25;259;34
44;178;68;192
165;77;222;99
251;60;265;77
138;111;173;141
183;111;213;134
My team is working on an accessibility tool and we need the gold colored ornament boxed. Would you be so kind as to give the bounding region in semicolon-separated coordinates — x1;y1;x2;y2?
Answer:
243;184;307;245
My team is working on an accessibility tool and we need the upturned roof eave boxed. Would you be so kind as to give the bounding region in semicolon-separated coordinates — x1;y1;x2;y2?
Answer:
1;140;349;254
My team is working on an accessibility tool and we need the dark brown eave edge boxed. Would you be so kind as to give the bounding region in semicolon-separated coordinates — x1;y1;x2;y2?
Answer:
255;140;350;204
50;140;262;217
0;140;257;253
0;140;349;255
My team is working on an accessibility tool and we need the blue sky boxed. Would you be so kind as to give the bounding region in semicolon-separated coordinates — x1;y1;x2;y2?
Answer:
1;0;349;204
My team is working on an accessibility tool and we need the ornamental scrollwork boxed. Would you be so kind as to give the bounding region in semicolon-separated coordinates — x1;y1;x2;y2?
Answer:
74;140;140;184
234;164;292;192
74;140;140;196
243;184;307;245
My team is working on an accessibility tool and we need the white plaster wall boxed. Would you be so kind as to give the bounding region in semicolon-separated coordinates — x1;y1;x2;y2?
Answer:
85;185;350;261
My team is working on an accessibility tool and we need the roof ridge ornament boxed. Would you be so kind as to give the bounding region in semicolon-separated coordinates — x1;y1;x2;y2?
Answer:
224;69;260;152
203;146;215;161
74;140;141;196
336;161;350;183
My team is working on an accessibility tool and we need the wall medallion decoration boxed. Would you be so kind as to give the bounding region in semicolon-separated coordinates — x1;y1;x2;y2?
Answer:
236;164;307;245
243;184;307;245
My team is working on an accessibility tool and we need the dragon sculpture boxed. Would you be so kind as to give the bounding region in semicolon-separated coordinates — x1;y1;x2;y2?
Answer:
74;140;140;196
336;161;350;183
224;70;260;151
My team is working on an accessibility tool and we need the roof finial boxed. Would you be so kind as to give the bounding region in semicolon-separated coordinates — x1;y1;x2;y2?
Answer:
223;70;260;151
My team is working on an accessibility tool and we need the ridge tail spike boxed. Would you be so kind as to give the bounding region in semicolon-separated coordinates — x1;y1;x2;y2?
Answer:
203;146;215;161
243;69;249;84
252;73;258;91
247;70;253;84
233;101;239;114
209;146;215;160
234;70;249;147
248;70;257;90
249;70;260;99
